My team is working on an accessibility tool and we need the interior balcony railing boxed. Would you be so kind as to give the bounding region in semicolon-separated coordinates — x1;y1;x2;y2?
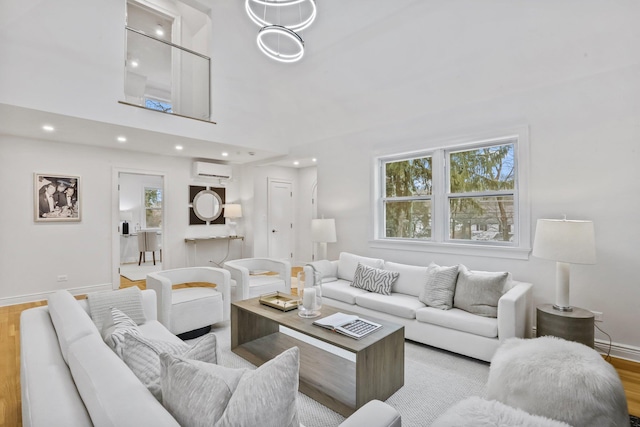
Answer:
123;27;212;123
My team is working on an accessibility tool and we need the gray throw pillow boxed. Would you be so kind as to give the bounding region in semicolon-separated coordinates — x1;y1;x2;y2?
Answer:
160;347;300;427
350;263;399;296
419;263;459;310
453;265;509;318
122;332;218;401
87;286;146;332
102;307;142;358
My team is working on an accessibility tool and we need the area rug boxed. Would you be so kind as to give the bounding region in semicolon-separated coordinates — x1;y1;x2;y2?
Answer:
207;322;489;427
120;262;162;281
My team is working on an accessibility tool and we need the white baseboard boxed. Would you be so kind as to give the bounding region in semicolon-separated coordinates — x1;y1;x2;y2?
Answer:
0;283;113;307
532;327;640;363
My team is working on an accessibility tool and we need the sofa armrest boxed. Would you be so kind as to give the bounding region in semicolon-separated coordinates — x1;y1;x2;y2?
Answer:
497;282;533;340
145;273;174;330
339;400;401;427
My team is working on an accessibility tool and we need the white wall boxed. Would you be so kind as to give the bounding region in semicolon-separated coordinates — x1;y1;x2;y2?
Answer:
0;136;241;303
296;167;317;265
301;61;640;357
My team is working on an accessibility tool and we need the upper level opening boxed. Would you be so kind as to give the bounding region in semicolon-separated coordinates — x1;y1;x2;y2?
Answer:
123;0;213;122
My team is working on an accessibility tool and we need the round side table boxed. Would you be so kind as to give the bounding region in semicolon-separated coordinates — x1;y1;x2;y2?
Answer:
536;304;594;348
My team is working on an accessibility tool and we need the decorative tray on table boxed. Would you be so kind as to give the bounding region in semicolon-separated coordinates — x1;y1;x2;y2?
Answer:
259;292;299;312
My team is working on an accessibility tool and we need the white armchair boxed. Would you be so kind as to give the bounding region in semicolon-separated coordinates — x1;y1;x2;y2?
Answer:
223;258;291;301
146;267;231;336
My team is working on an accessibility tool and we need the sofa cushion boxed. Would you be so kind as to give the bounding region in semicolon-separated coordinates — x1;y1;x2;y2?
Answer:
122;333;218;401
337;252;384;282
47;290;100;364
102;307;142;358
454;265;508;318
384;261;430;297
351;263;399;296
170;287;224;334
419;263;460;310
355;293;425;319
322;279;368;304
67;334;180;427
160;347;300;427
416;306;498;338
87;286;147;332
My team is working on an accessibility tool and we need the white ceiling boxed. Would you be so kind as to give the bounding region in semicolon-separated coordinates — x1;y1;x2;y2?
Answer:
1;0;637;166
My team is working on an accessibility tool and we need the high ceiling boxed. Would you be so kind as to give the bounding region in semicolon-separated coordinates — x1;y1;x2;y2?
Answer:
1;0;636;166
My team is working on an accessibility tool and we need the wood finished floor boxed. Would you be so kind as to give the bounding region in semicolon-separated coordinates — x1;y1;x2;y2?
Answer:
1;273;637;427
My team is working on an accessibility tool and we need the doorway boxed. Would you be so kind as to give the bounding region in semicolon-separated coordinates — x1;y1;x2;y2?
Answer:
267;178;293;261
117;172;165;286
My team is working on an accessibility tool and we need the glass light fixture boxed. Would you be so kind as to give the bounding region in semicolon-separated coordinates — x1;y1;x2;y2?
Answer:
245;0;316;63
257;25;304;63
245;0;316;33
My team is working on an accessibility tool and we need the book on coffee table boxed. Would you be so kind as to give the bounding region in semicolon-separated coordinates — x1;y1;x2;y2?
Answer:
313;312;382;340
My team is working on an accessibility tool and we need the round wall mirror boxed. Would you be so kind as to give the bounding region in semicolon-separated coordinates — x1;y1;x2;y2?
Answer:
193;189;223;222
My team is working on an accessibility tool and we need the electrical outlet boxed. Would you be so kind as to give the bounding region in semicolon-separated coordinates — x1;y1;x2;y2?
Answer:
591;311;603;322
57;274;68;282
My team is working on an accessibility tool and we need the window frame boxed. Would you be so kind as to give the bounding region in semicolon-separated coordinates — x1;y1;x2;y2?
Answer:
372;130;531;260
143;186;163;229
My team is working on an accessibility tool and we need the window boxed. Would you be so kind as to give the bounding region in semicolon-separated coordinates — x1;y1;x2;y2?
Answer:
144;98;173;113
375;133;529;257
144;187;162;228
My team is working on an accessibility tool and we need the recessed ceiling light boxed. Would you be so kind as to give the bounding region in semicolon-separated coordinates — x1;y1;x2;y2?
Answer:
222;152;229;157
130;60;139;68
175;145;183;151
42;125;55;132
156;25;164;36
117;136;127;143
293;161;300;166
312;158;317;162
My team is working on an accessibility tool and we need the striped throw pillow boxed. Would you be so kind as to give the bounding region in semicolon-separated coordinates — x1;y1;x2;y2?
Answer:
350;263;399;296
419;263;459;310
102;307;142;358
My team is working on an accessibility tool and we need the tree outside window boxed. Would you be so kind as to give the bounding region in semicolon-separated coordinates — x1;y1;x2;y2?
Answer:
379;138;520;247
144;187;162;228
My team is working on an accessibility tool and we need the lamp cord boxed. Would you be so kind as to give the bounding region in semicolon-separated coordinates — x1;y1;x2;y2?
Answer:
594;322;613;361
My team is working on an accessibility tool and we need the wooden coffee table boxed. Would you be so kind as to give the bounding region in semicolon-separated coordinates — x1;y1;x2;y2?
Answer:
231;297;405;417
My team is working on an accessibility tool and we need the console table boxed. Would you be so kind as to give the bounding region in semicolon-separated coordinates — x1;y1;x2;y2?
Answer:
184;235;244;267
536;304;595;348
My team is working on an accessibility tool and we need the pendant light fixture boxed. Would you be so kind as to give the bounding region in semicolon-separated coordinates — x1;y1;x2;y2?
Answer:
245;0;316;63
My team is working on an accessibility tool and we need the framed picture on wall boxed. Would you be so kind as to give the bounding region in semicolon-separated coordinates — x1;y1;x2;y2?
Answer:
34;173;81;222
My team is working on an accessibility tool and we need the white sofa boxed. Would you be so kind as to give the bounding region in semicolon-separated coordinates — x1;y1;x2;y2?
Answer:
304;253;533;362
20;288;401;427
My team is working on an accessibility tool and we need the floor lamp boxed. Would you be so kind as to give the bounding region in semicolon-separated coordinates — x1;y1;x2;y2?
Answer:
532;218;596;311
311;218;336;260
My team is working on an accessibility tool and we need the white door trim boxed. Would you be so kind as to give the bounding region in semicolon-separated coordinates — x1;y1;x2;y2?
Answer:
112;167;167;290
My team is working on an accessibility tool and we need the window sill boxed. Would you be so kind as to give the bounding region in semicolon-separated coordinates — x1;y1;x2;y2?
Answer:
369;239;531;260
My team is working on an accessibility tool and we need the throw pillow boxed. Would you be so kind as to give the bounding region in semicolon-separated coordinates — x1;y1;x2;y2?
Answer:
350;262;399;296
122;332;218;401
453;265;509;318
102;307;142;358
160;347;300;427
419;263;460;310
87;286;146;332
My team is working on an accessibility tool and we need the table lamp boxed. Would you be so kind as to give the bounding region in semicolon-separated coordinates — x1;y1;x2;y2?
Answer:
311;218;336;260
532;217;596;311
224;204;242;236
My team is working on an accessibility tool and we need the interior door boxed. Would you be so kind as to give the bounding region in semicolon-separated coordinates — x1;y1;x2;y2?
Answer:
268;179;293;261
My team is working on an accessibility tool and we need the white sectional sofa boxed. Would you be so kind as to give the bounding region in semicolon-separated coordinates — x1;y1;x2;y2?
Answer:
20;288;401;427
304;253;533;362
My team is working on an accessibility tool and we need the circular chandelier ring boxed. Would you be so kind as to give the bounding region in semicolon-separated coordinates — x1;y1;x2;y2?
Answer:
245;0;316;33
256;25;304;63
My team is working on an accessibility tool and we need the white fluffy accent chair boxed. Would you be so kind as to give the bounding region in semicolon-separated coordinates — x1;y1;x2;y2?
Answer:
146;267;231;336
487;336;629;427
223;258;291;302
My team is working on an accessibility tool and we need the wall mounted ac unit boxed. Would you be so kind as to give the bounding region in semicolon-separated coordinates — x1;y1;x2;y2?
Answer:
193;162;232;180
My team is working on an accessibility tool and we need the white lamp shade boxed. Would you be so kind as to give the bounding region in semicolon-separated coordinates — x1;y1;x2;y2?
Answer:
311;218;336;243
120;210;133;222
223;204;242;219
532;219;596;264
